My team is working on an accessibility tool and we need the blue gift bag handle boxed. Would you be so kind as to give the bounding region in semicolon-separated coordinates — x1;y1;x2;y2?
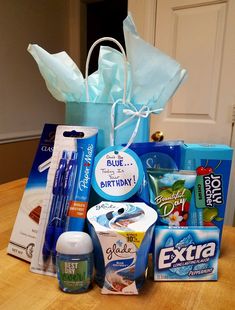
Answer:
85;37;128;105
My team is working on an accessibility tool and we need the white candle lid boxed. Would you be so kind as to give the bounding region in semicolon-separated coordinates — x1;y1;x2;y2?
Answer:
56;231;93;255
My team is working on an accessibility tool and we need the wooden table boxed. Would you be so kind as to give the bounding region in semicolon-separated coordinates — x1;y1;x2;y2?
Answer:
0;178;235;310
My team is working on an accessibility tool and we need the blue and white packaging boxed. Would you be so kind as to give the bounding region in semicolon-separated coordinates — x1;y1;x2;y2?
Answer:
180;143;233;247
128;141;183;203
87;202;158;294
30;125;97;276
7;124;58;262
154;226;219;281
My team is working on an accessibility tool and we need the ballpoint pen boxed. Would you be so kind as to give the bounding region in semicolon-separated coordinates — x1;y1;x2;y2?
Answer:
42;150;68;263
51;151;77;264
66;144;85;231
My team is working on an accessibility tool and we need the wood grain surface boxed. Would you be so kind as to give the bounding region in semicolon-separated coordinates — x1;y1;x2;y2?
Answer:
0;179;235;310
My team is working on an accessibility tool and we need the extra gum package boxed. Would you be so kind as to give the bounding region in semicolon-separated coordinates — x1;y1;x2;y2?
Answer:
154;226;220;281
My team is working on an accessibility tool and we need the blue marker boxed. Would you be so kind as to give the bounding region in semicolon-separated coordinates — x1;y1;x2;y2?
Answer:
42;151;68;263
51;151;77;263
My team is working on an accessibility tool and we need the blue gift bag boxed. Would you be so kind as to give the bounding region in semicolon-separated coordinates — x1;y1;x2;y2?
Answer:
65;37;149;152
65;101;149;152
28;18;187;154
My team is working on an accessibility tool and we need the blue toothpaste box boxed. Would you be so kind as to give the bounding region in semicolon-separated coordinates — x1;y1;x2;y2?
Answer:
7;124;58;262
154;226;219;281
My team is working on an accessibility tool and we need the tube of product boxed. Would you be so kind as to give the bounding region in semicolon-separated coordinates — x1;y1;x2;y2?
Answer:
147;169;196;226
66;134;97;231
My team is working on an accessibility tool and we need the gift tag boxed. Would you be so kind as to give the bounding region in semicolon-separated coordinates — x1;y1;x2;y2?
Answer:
92;146;144;201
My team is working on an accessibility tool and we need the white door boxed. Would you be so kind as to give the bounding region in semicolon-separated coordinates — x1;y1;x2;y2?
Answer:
152;0;235;145
129;0;235;225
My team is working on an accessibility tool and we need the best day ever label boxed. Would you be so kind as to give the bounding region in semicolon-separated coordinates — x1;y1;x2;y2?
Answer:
92;146;144;201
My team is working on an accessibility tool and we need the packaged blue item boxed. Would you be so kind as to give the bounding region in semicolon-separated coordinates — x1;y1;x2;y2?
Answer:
66;134;97;231
147;169;196;226
128;141;183;203
30;125;98;277
181;143;233;246
7;124;58;262
154;226;219;281
56;232;93;293
87;202;158;294
28;14;187;153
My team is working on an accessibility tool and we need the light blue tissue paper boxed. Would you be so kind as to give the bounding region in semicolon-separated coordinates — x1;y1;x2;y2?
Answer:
27;44;85;102
28;14;187;150
28;15;187;111
84;46;131;103
123;14;187;111
28;44;131;105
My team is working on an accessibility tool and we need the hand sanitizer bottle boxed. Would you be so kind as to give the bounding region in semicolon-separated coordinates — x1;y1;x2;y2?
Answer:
56;231;93;293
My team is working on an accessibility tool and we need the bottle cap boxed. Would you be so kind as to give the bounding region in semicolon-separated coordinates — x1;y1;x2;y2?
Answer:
56;231;93;255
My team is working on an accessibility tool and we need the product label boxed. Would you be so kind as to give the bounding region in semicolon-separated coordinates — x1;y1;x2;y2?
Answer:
78;143;95;192
67;201;88;218
154;227;219;281
148;170;196;227
196;166;223;209
158;242;216;270
92;146;143;201
155;180;192;226
58;260;90;291
97;231;141;294
87;202;158;294
194;160;229;227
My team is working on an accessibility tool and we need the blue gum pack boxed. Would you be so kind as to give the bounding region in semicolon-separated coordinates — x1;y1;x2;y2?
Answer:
154;226;219;281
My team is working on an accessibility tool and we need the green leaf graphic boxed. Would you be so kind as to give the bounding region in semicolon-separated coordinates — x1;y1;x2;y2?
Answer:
203;208;218;222
172;180;185;191
160;189;173;197
214;216;223;222
183;188;192;202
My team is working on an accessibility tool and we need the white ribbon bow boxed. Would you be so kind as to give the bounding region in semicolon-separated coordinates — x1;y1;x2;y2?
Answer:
110;99;163;151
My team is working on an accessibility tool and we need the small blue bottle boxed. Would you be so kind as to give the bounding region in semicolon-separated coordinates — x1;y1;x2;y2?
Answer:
56;232;93;293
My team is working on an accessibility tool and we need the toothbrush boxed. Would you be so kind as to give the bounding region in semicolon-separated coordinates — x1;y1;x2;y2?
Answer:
42;151;68;263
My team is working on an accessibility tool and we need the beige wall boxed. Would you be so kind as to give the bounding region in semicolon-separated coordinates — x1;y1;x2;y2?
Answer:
0;0;71;183
0;139;39;184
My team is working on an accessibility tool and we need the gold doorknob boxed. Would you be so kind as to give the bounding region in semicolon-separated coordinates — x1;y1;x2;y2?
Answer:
151;131;164;142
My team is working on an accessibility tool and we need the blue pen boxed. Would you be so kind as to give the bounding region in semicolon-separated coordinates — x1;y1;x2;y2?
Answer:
51;151;77;264
66;134;97;231
42;150;68;263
